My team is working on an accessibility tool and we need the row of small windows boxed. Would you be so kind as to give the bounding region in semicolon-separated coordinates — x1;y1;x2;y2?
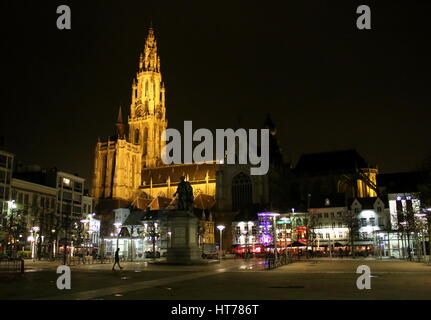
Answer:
317;222;345;229
317;232;373;240
316;218;377;228
58;177;83;193
58;203;82;215
360;217;377;227
9;190;55;209
317;208;382;218
317;233;346;239
58;191;82;203
235;226;258;235
316;212;343;219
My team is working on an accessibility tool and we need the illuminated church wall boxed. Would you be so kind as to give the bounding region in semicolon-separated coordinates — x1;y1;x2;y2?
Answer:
92;28;270;216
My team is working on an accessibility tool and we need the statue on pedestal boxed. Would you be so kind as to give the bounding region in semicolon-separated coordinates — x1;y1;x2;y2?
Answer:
174;176;194;212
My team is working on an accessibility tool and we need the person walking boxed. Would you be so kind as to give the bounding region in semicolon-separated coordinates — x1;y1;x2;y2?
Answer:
112;248;123;271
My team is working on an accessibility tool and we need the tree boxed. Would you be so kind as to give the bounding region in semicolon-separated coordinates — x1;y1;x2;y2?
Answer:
305;213;319;257
342;209;360;257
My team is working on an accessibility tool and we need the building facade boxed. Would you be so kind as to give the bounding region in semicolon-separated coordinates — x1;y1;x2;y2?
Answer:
92;28;274;254
9;178;57;257
0;150;14;223
6;166;95;258
287;150;379;210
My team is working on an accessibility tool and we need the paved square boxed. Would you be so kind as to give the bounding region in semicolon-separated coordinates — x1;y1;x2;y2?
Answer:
1;258;430;300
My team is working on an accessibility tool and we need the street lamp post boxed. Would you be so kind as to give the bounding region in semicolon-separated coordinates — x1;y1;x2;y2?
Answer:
7;200;17;257
272;217;278;261
31;226;39;261
217;225;225;260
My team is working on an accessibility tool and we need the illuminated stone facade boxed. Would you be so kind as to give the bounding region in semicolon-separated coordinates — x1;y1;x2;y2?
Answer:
92;28;165;203
92;28;269;215
92;28;273;250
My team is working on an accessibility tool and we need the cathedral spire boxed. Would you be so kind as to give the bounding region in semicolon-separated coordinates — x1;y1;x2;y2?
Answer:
117;106;124;124
142;26;159;72
116;106;125;139
129;26;167;168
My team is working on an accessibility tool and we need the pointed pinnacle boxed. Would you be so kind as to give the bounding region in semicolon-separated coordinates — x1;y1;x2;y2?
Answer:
117;106;123;124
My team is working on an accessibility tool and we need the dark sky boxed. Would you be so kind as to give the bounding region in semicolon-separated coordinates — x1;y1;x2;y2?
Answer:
2;0;431;190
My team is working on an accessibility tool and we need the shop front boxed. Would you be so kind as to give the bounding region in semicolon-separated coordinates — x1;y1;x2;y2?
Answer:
103;236;167;260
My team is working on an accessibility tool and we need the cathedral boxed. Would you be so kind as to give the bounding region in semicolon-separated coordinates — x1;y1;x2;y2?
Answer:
91;27;382;252
91;28;270;228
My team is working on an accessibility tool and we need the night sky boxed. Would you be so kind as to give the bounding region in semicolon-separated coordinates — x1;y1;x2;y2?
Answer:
2;0;431;189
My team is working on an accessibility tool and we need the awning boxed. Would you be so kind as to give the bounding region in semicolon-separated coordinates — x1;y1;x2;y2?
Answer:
288;241;307;247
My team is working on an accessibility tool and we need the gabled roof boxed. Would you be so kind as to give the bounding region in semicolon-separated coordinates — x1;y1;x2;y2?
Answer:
353;197;378;209
194;193;216;210
133;196;174;211
123;210;169;225
295;149;370;174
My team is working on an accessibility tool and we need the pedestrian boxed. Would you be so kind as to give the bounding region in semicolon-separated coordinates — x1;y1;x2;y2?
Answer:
91;250;97;264
112;248;123;271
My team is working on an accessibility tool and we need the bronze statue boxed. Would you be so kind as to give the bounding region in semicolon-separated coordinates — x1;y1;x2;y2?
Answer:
174;176;194;211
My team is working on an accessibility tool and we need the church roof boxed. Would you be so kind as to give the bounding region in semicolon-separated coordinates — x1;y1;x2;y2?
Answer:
194;193;216;210
294;149;370;175
132;196;175;211
141;163;219;185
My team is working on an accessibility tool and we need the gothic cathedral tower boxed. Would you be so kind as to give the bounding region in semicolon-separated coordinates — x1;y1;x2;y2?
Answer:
129;27;167;168
92;27;166;203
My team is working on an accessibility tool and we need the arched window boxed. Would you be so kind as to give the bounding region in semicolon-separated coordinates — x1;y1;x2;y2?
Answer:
143;127;148;155
134;129;140;144
144;101;149;115
231;172;252;211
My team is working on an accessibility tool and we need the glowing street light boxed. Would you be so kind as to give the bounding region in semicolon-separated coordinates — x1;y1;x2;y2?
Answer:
30;226;40;260
8;200;17;210
217;225;225;260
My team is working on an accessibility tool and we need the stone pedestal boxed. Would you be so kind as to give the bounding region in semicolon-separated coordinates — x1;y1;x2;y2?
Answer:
167;210;202;264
